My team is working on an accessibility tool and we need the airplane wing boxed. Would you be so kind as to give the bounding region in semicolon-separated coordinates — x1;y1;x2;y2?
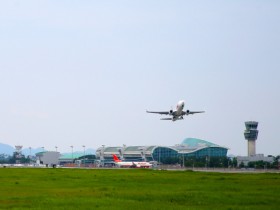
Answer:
146;110;170;115
183;111;205;115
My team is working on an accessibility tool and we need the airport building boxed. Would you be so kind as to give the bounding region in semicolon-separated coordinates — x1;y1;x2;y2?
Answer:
96;138;228;164
35;151;60;166
58;153;85;165
58;153;96;167
236;154;274;166
237;121;274;166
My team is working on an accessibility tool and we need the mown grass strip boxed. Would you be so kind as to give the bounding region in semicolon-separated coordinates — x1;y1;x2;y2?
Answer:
0;168;279;210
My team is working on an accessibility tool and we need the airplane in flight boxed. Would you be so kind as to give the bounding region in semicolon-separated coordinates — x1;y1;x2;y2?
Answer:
146;100;204;121
112;154;152;168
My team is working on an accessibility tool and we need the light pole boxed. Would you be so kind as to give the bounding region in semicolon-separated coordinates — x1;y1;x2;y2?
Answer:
41;147;44;152
209;151;211;168
158;147;161;169
82;145;85;166
101;145;105;167
192;159;194;170
83;145;85;157
70;146;73;160
182;154;185;169
29;147;32;164
140;148;144;161
55;146;58;152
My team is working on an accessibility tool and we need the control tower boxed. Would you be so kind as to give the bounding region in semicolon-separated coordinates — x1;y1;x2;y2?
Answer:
244;121;259;156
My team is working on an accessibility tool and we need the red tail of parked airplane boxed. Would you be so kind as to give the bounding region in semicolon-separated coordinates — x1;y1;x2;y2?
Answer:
113;154;121;162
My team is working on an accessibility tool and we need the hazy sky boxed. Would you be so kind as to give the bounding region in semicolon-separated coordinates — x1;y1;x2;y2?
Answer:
0;1;279;155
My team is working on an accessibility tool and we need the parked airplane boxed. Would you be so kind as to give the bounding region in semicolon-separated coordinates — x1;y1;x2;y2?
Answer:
112;154;152;168
146;100;204;121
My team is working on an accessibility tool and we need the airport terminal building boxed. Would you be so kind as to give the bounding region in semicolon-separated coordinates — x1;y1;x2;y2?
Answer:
96;138;228;164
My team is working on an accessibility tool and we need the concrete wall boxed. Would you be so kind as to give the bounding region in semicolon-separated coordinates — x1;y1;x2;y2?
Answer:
248;140;256;156
37;151;60;165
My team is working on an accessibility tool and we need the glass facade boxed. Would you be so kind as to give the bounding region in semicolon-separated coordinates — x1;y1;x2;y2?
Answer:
244;130;258;139
152;147;178;161
183;147;227;158
245;121;258;130
152;146;227;161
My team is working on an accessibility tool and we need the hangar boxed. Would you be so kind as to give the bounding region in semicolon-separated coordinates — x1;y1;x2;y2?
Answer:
35;151;60;166
96;138;228;164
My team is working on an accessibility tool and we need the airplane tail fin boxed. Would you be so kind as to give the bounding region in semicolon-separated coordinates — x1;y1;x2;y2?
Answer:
112;154;121;162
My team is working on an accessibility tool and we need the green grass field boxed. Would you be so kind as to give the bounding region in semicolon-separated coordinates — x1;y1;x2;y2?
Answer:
0;168;279;210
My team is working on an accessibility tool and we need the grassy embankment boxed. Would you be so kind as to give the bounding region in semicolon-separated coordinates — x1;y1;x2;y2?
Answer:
0;168;279;210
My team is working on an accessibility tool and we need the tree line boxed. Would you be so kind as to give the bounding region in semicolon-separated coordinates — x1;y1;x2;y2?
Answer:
0;152;31;164
159;156;280;169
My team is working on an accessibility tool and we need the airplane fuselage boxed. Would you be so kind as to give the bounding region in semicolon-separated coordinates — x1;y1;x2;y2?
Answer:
172;100;185;117
114;161;152;168
112;154;152;168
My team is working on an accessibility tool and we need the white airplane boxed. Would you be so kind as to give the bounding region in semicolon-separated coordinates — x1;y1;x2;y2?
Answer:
112;154;152;168
146;100;204;121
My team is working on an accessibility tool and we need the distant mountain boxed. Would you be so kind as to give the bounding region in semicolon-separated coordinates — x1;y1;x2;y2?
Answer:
61;149;96;155
0;143;14;155
0;142;96;156
0;143;44;156
227;154;236;158
22;148;45;156
21;148;96;156
85;148;96;154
